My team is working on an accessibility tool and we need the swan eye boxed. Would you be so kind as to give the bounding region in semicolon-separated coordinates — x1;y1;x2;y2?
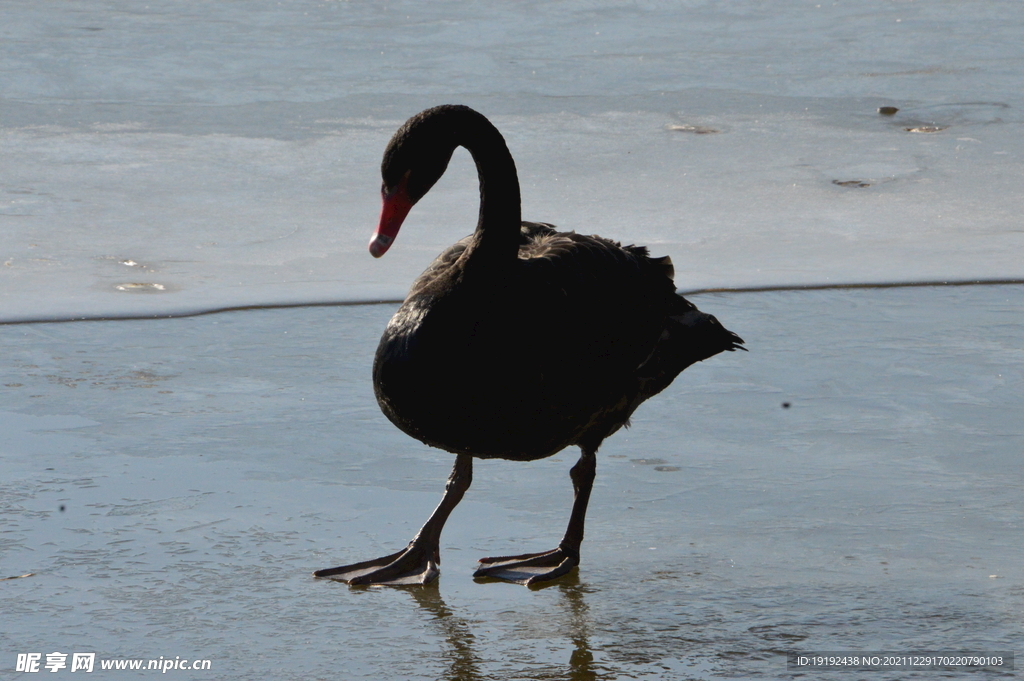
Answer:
382;170;413;200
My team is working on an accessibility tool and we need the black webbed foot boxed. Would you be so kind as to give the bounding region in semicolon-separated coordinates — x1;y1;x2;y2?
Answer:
314;543;439;586
473;546;578;585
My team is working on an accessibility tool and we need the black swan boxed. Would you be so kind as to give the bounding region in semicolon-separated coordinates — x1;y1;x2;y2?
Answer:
314;105;744;586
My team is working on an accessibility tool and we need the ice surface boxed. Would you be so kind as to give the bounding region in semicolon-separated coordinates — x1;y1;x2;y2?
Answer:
3;2;1023;678
3;1;1024;321
1;287;1021;679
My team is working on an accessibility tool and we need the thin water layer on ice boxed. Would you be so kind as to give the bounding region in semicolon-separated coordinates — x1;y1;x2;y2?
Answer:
2;0;1023;676
3;0;1024;321
1;286;1021;679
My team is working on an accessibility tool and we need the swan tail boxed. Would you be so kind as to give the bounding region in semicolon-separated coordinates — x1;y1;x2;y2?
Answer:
634;297;745;401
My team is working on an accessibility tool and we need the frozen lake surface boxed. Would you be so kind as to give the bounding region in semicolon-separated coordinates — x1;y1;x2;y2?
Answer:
3;0;1024;322
3;0;1023;678
1;286;1021;679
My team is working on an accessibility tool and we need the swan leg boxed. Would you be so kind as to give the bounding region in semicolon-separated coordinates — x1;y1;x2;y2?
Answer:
474;447;596;586
314;454;472;586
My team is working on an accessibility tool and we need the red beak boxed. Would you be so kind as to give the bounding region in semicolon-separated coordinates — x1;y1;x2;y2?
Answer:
369;176;414;258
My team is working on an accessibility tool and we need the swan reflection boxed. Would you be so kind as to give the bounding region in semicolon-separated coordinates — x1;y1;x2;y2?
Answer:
407;575;613;681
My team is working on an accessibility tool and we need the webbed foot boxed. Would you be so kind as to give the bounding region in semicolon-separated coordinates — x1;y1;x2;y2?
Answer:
473;546;578;585
314;543;439;586
314;454;473;587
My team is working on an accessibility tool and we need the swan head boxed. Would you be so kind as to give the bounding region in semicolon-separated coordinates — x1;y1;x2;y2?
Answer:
369;106;467;257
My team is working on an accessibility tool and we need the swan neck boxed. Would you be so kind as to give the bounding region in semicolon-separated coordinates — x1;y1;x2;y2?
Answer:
456;116;521;256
